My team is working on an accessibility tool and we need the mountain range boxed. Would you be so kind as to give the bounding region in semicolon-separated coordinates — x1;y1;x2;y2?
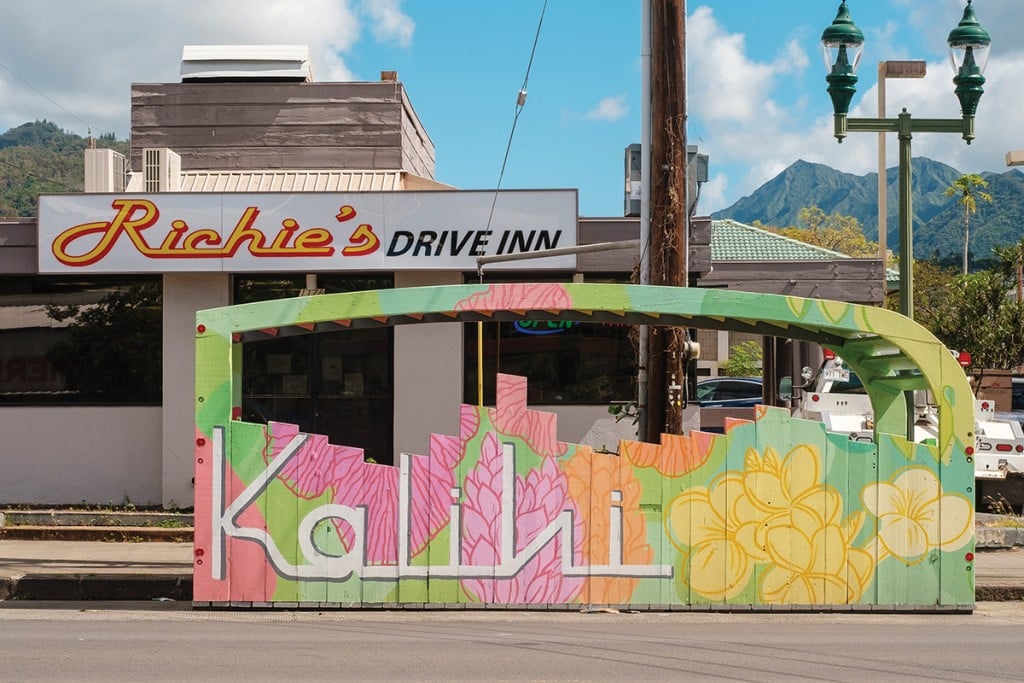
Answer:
712;158;1024;264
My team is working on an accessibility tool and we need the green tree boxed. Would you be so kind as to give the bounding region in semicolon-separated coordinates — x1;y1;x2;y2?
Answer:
928;269;1024;376
0;120;81;151
886;258;957;328
720;340;763;377
768;206;879;258
944;174;993;275
994;237;1024;304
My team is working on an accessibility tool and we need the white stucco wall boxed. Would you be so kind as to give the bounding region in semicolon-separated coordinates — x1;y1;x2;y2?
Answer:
545;405;636;450
393;271;464;459
0;406;162;505
162;273;230;509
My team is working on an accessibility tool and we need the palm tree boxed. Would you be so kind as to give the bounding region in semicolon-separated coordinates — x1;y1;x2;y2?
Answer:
944;174;993;275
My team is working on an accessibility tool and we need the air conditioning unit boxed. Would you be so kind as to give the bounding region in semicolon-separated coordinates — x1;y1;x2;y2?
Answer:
84;148;128;192
143;148;182;192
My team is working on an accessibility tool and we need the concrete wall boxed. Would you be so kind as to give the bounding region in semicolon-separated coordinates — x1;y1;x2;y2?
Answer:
0;406;161;505
162;273;230;508
393;271;463;459
540;404;624;447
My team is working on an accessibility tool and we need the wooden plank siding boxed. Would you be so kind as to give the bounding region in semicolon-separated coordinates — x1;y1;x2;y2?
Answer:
702;260;886;303
130;82;435;176
131;103;403;128
132;127;403;149
0;220;37;273
399;95;435;179
153;147;406;171
576;217;712;282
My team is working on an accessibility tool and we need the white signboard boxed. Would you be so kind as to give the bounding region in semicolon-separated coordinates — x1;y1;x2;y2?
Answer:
37;190;578;273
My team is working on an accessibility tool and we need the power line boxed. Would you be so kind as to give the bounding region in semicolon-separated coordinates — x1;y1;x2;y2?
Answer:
0;61;101;136
475;0;549;409
484;0;549;237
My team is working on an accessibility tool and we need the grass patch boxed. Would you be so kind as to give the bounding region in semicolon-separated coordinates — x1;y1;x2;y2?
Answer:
154;519;189;529
983;494;1024;527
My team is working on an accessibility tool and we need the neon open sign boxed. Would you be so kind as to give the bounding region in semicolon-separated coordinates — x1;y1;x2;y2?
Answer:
513;320;576;335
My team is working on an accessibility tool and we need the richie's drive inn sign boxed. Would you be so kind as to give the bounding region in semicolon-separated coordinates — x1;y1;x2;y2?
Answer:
37;189;577;273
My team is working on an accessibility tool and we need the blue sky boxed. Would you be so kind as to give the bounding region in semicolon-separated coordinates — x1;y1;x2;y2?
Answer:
1;1;1022;218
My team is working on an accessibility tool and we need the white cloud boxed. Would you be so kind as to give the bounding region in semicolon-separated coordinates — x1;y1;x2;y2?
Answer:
687;6;826;208
0;0;415;138
585;95;629;122
361;0;415;48
687;7;779;123
906;1;1024;60
696;172;728;214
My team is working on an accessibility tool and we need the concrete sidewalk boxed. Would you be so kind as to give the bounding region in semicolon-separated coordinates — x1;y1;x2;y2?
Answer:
0;540;192;601
1;539;1022;604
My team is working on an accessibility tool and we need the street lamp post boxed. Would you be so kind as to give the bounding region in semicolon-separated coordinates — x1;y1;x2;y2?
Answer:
877;60;926;285
822;0;991;320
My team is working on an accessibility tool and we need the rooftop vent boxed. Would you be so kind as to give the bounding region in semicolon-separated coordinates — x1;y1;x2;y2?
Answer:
180;45;314;83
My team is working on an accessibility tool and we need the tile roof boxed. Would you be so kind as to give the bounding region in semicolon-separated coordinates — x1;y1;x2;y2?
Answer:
711;219;899;285
711;219;850;261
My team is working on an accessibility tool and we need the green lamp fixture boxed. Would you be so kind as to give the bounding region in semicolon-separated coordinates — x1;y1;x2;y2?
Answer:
823;1;990;143
821;1;864;141
948;0;991;121
821;1;864;120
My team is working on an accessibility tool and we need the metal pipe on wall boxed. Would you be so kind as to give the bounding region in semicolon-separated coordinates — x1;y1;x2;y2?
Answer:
638;0;652;441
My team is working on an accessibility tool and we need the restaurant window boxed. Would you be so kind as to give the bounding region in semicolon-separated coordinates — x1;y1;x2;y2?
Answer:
234;275;395;464
0;276;162;404
464;319;636;405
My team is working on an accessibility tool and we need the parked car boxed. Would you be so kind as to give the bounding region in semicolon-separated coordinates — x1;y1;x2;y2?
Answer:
695;377;763;408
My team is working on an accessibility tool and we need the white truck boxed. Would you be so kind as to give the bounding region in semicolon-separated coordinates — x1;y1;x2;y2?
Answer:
793;356;1024;511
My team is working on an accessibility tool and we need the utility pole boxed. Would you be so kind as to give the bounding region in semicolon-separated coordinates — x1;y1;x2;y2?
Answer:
644;0;689;440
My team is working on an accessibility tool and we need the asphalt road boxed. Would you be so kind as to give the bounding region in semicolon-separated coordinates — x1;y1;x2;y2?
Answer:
1;603;1023;681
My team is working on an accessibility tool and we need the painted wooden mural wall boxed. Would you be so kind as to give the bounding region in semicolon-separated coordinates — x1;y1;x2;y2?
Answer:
193;283;976;610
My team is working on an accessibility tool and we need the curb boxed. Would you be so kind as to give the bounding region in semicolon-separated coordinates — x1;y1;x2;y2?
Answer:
0;576;1019;604
0;575;192;601
976;526;1024;548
